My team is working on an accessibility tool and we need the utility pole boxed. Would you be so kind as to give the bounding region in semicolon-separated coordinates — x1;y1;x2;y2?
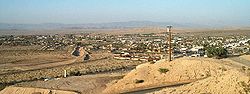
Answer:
167;26;172;62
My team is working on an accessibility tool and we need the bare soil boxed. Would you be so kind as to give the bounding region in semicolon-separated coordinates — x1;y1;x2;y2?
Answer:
0;46;145;94
0;86;78;94
13;73;124;94
103;57;250;94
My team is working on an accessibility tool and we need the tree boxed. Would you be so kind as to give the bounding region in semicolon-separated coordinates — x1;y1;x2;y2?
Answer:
206;47;228;59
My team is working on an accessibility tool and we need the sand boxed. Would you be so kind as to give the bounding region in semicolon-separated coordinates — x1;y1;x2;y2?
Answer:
103;57;250;94
14;73;124;94
151;70;249;94
241;55;250;61
0;86;78;94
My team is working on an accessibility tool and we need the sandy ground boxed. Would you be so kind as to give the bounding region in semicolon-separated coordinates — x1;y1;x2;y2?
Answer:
0;56;73;74
0;46;73;74
0;46;114;75
241;55;250;61
0;86;78;94
9;73;124;94
151;70;249;94
1;45;250;94
103;57;250;94
0;46;145;94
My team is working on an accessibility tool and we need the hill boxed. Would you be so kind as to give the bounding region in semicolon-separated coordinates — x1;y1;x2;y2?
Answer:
103;57;250;94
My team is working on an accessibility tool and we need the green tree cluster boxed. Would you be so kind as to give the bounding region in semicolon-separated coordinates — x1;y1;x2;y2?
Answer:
206;47;228;59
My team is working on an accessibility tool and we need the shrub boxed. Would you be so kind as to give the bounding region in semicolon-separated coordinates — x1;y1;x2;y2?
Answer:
69;71;81;76
150;61;156;64
159;68;169;73
219;66;227;71
135;79;144;83
0;84;6;91
206;47;228;59
239;81;250;93
242;66;246;71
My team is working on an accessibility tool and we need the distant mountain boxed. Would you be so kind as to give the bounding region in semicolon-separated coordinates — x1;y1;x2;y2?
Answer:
0;23;66;30
0;21;246;30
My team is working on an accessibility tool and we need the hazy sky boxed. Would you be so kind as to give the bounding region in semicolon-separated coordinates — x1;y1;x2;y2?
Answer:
0;0;250;25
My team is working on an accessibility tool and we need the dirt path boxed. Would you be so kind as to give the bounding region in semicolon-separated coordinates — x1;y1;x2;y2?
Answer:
229;56;250;67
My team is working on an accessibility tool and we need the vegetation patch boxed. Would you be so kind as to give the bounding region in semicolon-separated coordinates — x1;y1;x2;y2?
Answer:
69;70;81;76
158;68;169;73
0;85;5;91
239;81;250;94
0;83;9;91
135;79;144;84
150;61;156;64
206;46;228;59
218;66;227;71
242;66;246;71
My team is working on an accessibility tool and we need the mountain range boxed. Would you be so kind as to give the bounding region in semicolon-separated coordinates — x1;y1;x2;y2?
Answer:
0;21;233;30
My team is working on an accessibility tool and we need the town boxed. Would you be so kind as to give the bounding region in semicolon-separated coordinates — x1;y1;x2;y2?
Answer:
1;31;250;62
1;0;250;93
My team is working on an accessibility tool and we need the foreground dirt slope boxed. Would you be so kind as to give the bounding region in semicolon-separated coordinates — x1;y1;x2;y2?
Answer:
151;70;248;94
0;86;78;94
241;55;250;61
15;73;124;94
103;57;250;94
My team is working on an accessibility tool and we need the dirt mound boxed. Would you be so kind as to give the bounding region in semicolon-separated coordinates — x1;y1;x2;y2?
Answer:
151;70;249;94
103;57;249;94
0;86;78;94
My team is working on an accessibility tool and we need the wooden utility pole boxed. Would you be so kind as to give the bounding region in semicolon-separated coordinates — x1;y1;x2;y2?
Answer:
167;26;172;62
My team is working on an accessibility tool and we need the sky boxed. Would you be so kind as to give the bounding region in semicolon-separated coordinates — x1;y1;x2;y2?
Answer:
0;0;250;26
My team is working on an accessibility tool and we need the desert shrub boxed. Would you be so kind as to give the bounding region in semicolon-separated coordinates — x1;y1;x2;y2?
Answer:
135;79;144;83
219;66;227;71
239;81;250;94
0;84;6;91
158;68;169;73
200;93;212;94
244;67;250;76
150;61;156;64
69;71;81;76
242;66;246;71
32;92;42;94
